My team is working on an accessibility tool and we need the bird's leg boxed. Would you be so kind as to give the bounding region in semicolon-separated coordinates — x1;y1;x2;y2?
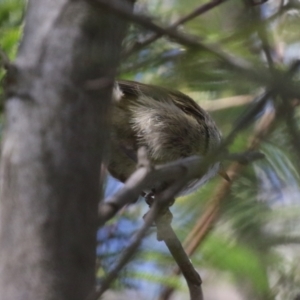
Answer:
142;189;156;226
155;207;173;241
167;198;175;207
144;181;177;206
143;188;174;236
143;190;156;206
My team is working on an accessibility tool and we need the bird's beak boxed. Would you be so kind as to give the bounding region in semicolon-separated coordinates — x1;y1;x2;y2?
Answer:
218;164;231;182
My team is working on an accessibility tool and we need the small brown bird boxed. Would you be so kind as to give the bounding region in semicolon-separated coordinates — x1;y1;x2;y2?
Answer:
108;80;225;196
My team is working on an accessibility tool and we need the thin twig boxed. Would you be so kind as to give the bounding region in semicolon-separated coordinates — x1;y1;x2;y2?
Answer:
88;0;254;72
87;202;160;300
92;167;202;299
123;0;228;58
225;60;300;146
156;210;203;300
225;90;273;145
98;156;206;227
257;18;275;69
268;235;300;246
248;0;275;69
282;100;300;170
219;3;287;46
88;0;300;100
121;47;184;74
196;94;254;111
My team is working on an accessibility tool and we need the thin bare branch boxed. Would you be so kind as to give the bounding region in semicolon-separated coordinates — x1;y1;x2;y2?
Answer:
123;0;228;57
257;20;275;69
156;210;203;300
282;100;300;170
88;202;160;300
88;0;254;72
224;151;265;163
194;94;254;111
121;47;184;74
93;160;204;299
95;148;263;299
268;235;300;246
98;156;204;226
225;90;273;144
247;3;276;68
88;0;300;100
225;60;300;146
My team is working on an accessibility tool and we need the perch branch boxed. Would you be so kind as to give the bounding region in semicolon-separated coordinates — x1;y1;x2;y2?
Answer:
98;150;263;226
155;208;203;300
96;150;262;299
93;155;207;299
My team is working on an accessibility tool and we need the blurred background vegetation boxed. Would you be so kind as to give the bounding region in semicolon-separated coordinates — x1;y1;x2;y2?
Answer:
1;0;300;299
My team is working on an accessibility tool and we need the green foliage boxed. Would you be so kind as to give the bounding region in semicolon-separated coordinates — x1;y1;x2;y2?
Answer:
3;0;300;299
0;0;25;109
200;233;271;296
128;271;183;290
116;0;300;298
0;0;24;57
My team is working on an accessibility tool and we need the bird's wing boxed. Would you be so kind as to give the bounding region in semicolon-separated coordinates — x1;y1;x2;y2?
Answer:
117;80;208;125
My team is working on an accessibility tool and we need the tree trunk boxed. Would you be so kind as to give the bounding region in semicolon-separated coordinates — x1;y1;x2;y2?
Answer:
0;0;132;299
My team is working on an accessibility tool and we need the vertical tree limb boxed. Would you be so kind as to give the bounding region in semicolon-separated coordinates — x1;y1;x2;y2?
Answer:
0;1;132;299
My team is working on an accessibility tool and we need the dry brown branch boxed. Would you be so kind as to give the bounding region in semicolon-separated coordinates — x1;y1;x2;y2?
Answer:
123;0;228;57
190;94;254;111
219;91;272;154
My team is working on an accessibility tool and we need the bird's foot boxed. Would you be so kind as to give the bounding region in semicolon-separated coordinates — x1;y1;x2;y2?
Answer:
142;190;174;231
144;191;155;206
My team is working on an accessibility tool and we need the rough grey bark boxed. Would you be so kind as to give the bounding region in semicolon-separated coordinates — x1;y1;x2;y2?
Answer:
0;0;132;299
